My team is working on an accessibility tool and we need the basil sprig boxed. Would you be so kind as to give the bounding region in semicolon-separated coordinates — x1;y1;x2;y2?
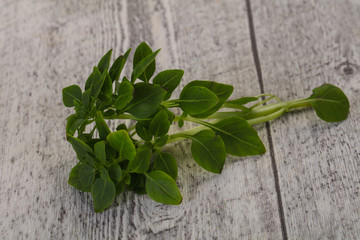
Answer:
62;42;350;212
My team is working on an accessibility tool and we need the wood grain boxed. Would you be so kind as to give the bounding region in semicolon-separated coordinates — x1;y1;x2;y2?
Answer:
109;0;282;239
252;0;360;238
0;0;284;239
2;0;359;239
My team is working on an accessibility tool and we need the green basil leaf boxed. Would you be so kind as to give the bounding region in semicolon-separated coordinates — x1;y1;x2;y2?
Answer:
128;147;151;173
67;135;95;160
115;181;126;195
99;167;112;181
95;111;111;140
189;130;226;174
135;122;152;141
97;49;112;74
309;84;350;122
153;69;184;100
116;123;127;131
109;48;131;82
101;70;113;96
181;81;233;118
163;107;175;122
105;143;117;160
131;49;160;83
81;89;92;108
107;130;136;160
62;85;82;107
103;109;116;118
115;81;121;94
123;171;131;185
126;83;166;118
73;100;87;119
132;42;157;82
85;71;94;91
149;109;170;137
94;141;106;165
90;67;105;100
84;138;102;150
178;119;184;128
96;96;112;111
77;134;91;143
84;153;96;165
154;135;169;147
109;163;123;182
153;152;178;180
145;171;182;205
114;77;134;110
78;164;96;191
68;163;96;192
179;86;219;116
210;117;265;157
66;114;86;136
68;119;87;136
66;114;77;133
91;178;116;213
78;121;94;140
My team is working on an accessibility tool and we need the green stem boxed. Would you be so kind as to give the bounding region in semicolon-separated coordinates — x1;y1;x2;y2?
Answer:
167;98;314;144
104;113;151;121
247;107;286;125
167;125;207;143
221;101;287;119
254;93;282;102
103;97;313;144
250;95;279;109
285;98;313;109
162;99;179;108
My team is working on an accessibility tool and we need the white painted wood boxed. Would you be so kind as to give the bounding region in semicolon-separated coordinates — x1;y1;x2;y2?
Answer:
252;0;360;238
6;0;360;239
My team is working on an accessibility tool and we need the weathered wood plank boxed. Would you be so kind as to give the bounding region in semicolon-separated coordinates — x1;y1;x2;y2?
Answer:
0;0;130;239
0;0;284;239
114;0;282;239
252;0;360;238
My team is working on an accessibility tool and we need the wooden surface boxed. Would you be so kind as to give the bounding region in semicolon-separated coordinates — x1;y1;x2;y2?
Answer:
0;0;359;239
253;1;360;239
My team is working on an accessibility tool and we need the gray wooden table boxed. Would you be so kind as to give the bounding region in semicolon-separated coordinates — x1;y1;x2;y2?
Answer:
1;0;359;239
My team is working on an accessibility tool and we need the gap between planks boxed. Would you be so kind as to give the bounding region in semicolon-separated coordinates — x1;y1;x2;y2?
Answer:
245;0;288;239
